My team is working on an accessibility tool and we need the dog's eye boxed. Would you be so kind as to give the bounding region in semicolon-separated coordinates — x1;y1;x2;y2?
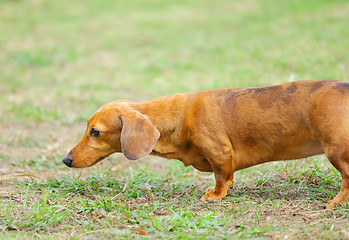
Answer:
90;128;100;137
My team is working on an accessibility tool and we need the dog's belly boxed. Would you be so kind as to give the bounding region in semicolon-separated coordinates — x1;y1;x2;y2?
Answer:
275;140;324;160
234;138;325;171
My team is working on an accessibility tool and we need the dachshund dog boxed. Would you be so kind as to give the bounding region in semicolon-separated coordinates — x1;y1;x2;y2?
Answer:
63;80;349;209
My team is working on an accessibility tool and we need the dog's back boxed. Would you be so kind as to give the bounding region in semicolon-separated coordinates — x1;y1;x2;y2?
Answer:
184;80;349;169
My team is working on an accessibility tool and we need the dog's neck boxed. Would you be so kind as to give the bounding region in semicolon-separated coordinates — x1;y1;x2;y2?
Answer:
132;93;192;156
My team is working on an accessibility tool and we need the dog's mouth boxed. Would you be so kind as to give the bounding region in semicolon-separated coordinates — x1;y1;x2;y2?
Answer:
91;156;106;166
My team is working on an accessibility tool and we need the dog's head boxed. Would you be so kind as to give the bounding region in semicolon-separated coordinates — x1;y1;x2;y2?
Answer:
63;101;160;168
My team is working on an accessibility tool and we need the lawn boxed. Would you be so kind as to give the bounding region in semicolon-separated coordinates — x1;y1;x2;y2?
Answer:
1;0;349;239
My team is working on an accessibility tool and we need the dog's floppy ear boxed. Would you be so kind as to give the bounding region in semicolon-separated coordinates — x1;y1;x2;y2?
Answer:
120;111;160;160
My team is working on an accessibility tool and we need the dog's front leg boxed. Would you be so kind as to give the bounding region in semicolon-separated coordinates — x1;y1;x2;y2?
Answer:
200;151;234;201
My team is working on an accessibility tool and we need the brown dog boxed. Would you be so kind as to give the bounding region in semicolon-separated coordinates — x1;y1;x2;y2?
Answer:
63;80;349;209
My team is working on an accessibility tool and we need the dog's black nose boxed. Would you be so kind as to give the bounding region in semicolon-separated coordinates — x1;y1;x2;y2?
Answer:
63;156;73;167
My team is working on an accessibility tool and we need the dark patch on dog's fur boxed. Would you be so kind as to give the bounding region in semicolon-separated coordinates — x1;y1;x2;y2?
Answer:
224;86;281;100
286;84;298;94
332;82;349;94
223;85;292;110
309;81;325;94
281;96;291;104
243;136;257;147
252;85;282;94
252;86;286;109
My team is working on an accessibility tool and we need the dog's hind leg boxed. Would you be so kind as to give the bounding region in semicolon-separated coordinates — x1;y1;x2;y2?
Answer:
324;146;349;209
307;91;349;208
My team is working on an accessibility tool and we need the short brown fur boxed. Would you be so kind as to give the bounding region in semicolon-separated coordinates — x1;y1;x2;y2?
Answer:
64;80;349;209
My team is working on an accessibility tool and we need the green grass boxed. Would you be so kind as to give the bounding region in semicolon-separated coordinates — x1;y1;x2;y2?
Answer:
1;0;349;239
1;159;349;239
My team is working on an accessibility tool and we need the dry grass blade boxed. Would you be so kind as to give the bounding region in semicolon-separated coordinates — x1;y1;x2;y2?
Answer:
133;226;148;235
111;179;128;200
0;173;40;180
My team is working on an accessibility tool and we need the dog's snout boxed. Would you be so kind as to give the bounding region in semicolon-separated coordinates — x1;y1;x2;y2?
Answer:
63;156;73;167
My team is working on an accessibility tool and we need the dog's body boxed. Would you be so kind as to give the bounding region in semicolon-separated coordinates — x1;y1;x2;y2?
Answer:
63;80;349;209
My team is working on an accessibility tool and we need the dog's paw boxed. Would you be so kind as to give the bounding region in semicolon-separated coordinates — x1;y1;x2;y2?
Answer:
325;200;339;210
200;187;226;201
205;186;215;193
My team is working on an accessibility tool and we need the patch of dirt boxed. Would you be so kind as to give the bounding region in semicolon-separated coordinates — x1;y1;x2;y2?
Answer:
0;122;76;174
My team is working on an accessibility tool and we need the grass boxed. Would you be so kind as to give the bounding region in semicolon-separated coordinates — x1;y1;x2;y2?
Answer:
1;0;349;239
1;159;348;239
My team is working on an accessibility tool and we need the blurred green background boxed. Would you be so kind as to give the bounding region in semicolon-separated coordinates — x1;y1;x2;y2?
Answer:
1;0;348;126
